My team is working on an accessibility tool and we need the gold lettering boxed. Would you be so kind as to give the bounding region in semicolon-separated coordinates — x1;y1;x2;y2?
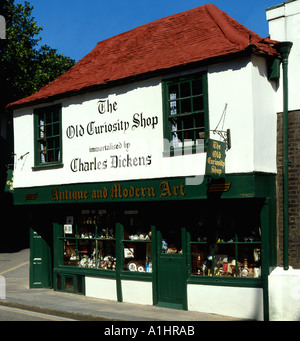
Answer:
92;188;108;199
52;188;59;201
173;185;179;196
135;188;140;198
123;188;129;198
180;183;186;196
147;187;156;197
160;181;172;198
129;186;135;198
213;141;221;150
111;184;122;199
141;188;147;197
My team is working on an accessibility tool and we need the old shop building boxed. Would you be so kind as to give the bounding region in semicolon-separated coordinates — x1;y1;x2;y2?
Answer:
7;4;296;320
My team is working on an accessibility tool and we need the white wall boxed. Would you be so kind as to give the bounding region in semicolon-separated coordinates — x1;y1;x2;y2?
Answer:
267;0;300;112
208;55;277;174
85;277;117;301
121;280;152;306
187;284;264;320
13;57;277;189
269;267;300;321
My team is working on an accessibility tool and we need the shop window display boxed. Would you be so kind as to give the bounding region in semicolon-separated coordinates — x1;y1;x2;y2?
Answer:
62;210;116;270
122;210;152;272
190;204;262;278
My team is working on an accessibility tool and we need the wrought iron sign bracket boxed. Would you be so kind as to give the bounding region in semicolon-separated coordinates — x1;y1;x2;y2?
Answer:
210;128;231;151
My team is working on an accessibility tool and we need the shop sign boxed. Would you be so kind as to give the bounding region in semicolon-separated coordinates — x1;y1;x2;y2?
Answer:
65;96;159;175
51;180;186;203
205;139;226;178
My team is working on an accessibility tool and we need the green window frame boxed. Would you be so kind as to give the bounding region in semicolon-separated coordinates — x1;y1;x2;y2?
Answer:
33;104;62;168
162;73;209;156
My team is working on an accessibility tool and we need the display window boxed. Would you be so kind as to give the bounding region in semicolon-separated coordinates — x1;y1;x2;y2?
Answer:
59;200;264;280
189;202;262;278
122;210;152;273
62;209;116;270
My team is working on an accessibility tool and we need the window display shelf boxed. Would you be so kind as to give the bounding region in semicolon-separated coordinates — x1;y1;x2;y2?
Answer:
122;239;152;243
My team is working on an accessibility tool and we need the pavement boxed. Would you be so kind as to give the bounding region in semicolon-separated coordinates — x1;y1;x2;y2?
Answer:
0;248;245;322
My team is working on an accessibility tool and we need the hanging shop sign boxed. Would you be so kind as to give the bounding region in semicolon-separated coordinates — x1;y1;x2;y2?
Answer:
205;139;226;178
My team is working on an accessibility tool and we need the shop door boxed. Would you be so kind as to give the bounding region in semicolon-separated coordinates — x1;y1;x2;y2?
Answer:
156;227;187;310
30;228;52;288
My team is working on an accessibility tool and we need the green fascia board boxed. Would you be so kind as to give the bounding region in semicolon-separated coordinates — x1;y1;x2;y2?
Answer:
14;173;276;206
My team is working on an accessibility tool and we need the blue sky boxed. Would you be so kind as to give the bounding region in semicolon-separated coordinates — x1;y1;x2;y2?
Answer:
17;0;283;62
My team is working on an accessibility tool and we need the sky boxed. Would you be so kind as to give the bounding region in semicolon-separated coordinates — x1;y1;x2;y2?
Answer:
16;0;283;62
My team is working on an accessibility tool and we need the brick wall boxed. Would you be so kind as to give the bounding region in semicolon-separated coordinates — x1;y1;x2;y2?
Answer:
277;110;300;269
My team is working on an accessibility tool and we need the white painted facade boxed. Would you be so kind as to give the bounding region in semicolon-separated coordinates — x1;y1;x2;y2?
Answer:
13;55;277;190
13;55;278;321
267;0;300;112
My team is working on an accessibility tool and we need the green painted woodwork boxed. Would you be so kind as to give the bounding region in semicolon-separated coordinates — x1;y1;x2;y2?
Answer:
26;173;276;320
14;173;276;206
156;228;188;310
29;227;53;288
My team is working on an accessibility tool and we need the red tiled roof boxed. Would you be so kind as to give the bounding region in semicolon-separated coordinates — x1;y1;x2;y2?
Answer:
8;4;278;109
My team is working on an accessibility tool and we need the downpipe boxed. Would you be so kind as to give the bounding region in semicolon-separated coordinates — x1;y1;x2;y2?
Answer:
275;41;293;271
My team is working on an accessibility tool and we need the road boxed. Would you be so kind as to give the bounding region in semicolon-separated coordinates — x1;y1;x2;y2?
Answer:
0;305;76;321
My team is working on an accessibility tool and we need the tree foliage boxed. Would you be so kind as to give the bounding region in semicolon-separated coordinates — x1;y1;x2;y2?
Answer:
0;0;75;109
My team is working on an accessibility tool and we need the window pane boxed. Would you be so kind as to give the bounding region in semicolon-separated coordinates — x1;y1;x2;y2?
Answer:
97;240;116;270
192;79;203;95
45;124;52;137
161;226;182;254
193;96;203;112
191;243;210;275
194;114;204;128
63;240;77;266
124;242;152;272
169;90;178;115
78;239;96;268
53;110;60;123
46;112;52;124
169;84;178;98
180;98;191;114
48;149;54;163
39;117;45;138
53;123;60;136
180;82;191;98
183;115;194;130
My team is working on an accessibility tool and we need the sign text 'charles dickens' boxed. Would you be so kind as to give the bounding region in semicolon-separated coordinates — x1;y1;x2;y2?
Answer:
51;181;186;202
206;139;226;177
